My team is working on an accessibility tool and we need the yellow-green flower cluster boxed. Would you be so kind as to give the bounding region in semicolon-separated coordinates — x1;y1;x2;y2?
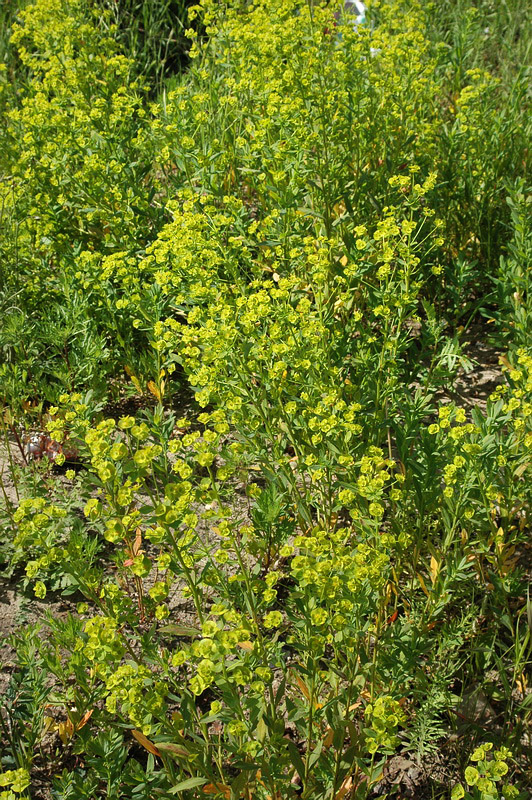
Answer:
425;351;531;524
13;496;69;594
0;769;30;800
83;615;126;667
290;526;390;613
175;616;259;697
452;743;518;800
6;0;152;298
105;663;167;735
364;695;405;755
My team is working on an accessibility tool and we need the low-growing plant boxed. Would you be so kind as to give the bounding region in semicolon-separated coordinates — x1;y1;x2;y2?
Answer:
0;626;49;776
0;0;530;797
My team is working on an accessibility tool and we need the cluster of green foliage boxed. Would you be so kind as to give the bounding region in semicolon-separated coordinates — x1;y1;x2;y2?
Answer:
0;0;530;798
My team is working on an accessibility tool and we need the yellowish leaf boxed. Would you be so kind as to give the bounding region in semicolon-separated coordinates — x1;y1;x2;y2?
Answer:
417;572;430;598
294;673;310;701
131;374;142;394
76;708;93;731
499;354;511;371
515;673;527;696
514;461;529;478
58;719;74;745
43;715;57;734
147;380;161;401
131;729;161;757
203;783;230;798
323;727;334;748
156;742;189;758
430;555;440;584
335;776;353;800
132;527;142;556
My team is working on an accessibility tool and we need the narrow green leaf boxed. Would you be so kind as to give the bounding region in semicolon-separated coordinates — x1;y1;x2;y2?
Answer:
286;740;305;779
169;776;208;794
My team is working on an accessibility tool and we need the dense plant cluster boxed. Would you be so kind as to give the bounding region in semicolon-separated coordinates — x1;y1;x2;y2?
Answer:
0;0;530;798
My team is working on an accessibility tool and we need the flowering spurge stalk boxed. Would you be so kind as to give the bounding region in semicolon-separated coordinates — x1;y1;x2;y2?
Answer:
426;349;531;544
364;696;405;755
